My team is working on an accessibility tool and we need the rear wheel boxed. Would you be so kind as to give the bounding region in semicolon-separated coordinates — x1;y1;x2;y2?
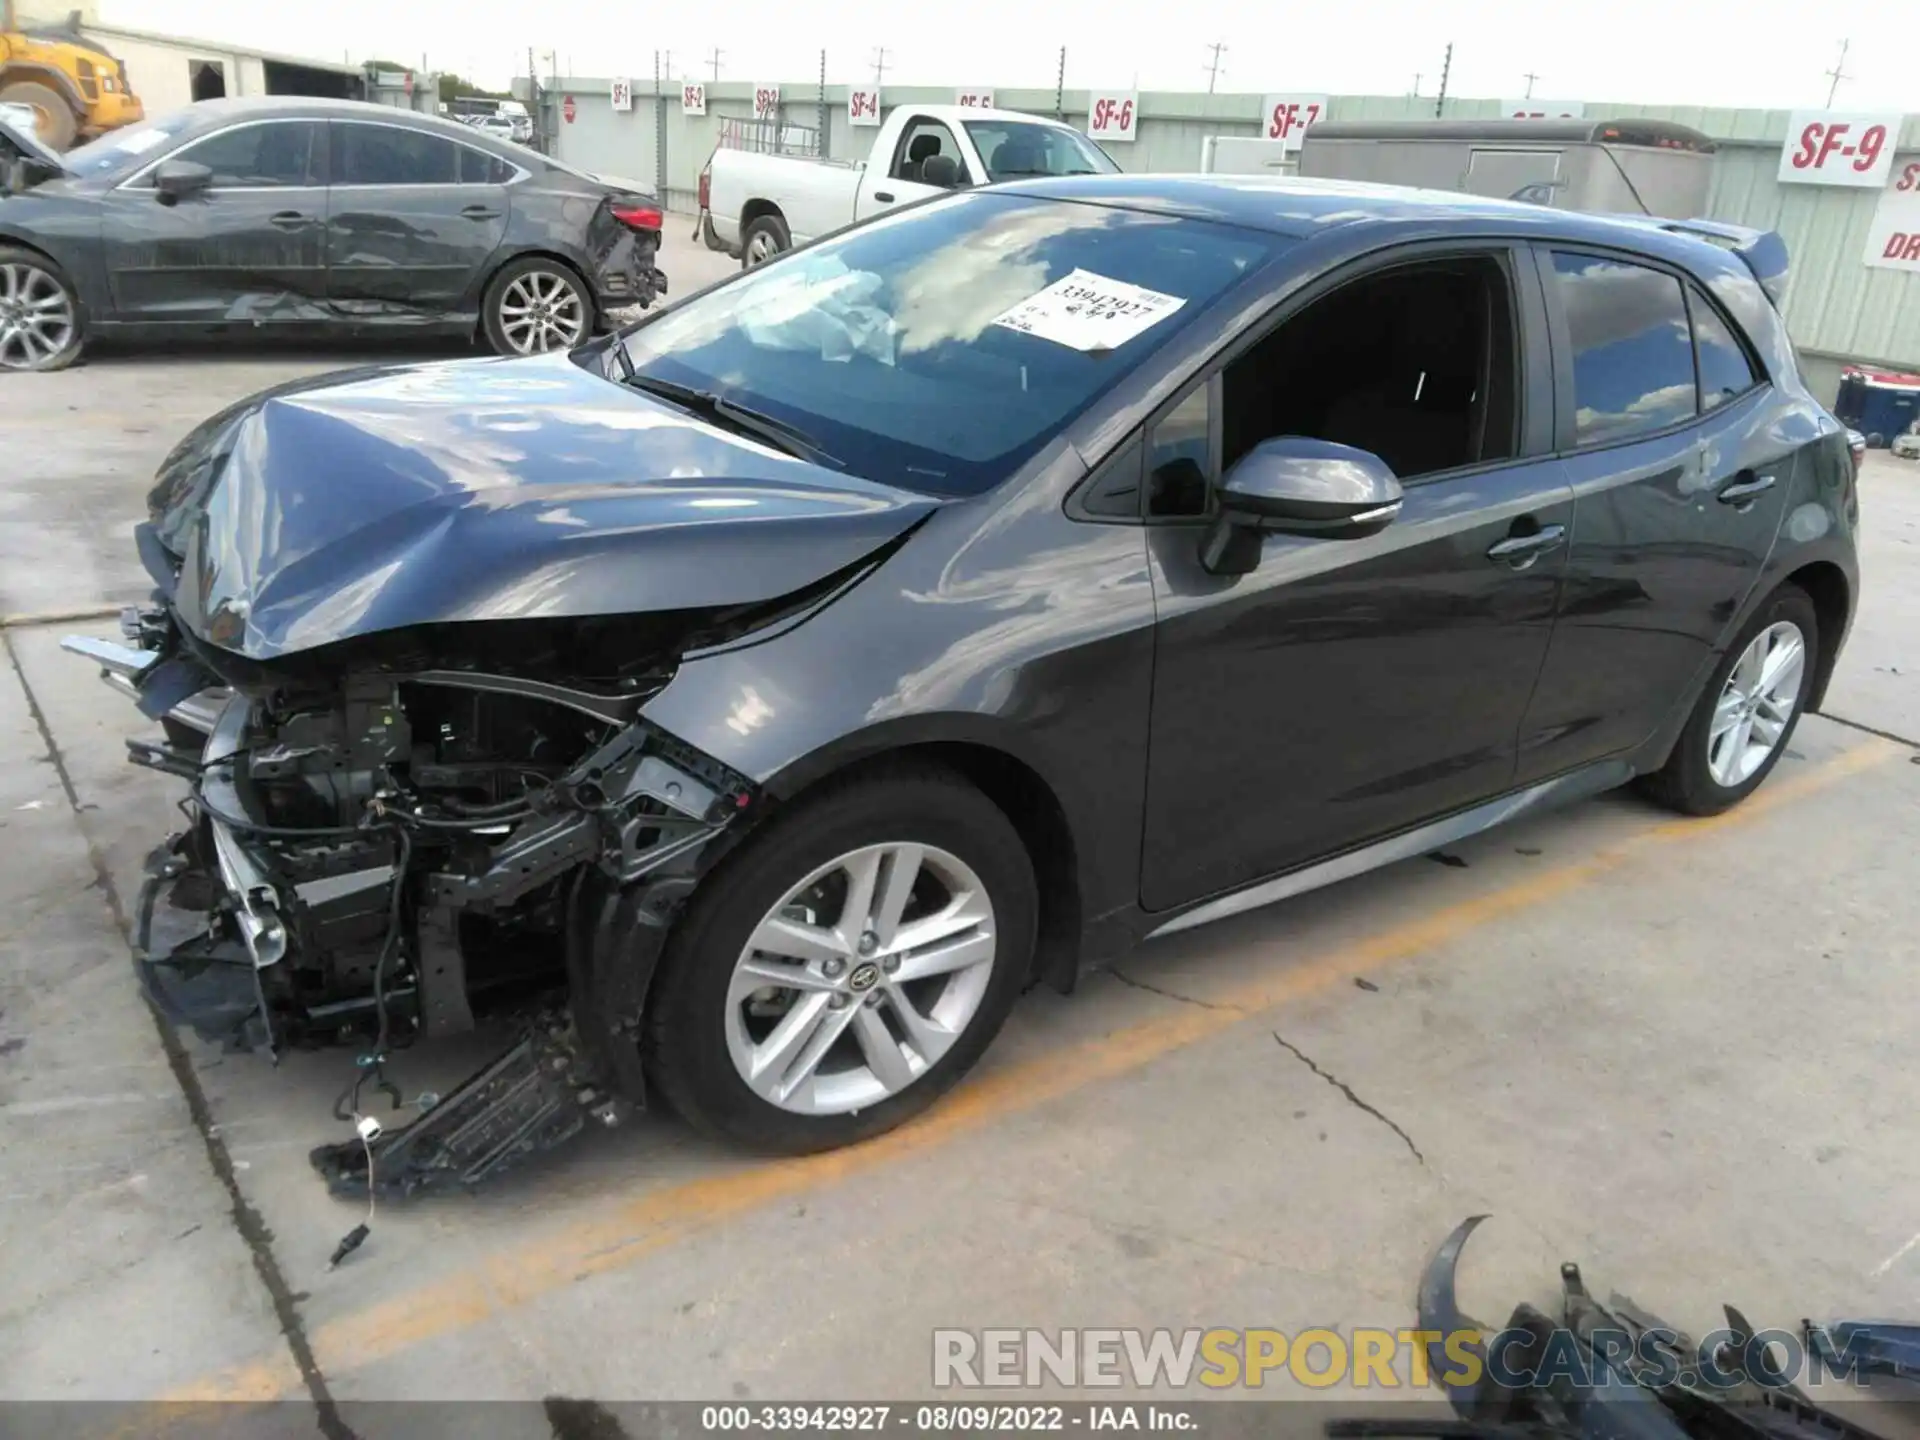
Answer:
0;245;83;372
740;213;790;269
643;766;1036;1152
481;257;592;356
1639;584;1818;816
0;80;75;150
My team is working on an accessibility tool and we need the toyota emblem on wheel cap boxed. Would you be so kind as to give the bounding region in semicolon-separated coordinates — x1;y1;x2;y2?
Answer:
848;962;881;993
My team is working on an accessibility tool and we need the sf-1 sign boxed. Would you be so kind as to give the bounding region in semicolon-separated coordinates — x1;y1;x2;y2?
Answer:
1088;91;1137;143
1779;110;1901;188
753;85;780;120
955;90;994;109
1260;94;1329;152
1863;162;1920;270
849;88;880;126
681;82;706;116
610;77;633;112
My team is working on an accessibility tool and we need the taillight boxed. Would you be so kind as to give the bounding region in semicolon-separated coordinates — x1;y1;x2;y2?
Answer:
698;160;711;212
610;201;664;231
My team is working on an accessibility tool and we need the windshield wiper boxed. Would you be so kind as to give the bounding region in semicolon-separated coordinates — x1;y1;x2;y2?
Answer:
623;373;842;470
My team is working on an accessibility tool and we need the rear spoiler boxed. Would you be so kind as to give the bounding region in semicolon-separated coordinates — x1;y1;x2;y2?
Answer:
1655;219;1790;307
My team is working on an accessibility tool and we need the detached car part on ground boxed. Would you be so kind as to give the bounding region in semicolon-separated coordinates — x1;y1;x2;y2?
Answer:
64;176;1857;1199
0;96;664;371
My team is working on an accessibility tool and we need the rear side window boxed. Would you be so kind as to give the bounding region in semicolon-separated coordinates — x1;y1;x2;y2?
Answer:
1551;251;1696;446
332;122;461;185
1689;289;1762;411
458;146;515;184
172;120;321;187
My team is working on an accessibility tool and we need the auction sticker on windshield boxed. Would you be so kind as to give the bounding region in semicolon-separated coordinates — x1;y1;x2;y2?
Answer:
991;270;1185;352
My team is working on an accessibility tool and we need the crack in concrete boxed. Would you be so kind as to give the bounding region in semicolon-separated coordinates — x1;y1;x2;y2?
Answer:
1813;709;1920;753
1106;966;1239;1012
1272;1031;1425;1165
3;629;356;1440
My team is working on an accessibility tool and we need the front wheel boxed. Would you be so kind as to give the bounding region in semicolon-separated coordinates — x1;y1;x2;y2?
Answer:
0;246;84;372
481;257;592;356
643;767;1036;1152
1639;584;1819;816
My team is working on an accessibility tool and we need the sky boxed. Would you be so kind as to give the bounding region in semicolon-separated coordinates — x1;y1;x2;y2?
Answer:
101;0;1911;112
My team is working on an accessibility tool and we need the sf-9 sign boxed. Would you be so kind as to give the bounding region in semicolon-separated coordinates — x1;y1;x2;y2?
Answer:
1087;92;1137;143
1779;110;1901;188
1260;93;1329;153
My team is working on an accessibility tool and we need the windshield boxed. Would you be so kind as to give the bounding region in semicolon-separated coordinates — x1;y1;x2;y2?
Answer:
617;192;1277;496
62;114;194;179
964;120;1118;181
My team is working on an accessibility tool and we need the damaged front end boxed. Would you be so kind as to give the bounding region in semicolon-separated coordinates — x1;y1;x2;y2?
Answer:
67;603;763;1198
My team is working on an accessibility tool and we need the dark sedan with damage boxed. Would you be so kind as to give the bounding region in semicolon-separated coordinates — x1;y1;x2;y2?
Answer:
65;176;1858;1186
0;96;664;371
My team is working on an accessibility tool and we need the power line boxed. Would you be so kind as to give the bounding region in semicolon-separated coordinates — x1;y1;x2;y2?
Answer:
1824;38;1851;107
1203;41;1228;95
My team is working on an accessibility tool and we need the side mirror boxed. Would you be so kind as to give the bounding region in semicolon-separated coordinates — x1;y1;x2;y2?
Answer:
920;153;965;189
1201;437;1403;576
153;160;211;201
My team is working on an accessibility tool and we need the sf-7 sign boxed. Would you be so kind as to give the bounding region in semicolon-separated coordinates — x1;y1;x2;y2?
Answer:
1261;94;1328;153
1779;110;1901;188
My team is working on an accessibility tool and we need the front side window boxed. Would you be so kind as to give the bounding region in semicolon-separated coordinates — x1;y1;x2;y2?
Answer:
618;192;1278;495
1689;288;1762;411
171;121;321;187
964;120;1118;181
331;123;463;185
892;120;968;185
1551;251;1697;446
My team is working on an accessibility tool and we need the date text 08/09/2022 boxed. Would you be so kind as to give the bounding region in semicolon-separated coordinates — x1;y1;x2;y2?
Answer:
700;1405;1199;1432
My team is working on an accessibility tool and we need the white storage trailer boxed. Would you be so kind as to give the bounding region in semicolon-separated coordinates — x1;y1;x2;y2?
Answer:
1296;118;1716;219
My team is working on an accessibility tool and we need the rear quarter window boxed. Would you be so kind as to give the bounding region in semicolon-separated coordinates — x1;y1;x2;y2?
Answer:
1551;251;1698;447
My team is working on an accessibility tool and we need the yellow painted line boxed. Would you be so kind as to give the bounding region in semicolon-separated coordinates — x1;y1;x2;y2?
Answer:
153;736;1903;1409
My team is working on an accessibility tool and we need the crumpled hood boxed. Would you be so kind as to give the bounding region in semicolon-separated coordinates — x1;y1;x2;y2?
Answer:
145;352;938;660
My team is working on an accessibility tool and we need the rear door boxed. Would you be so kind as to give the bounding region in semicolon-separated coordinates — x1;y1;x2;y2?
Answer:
1514;247;1792;782
853;115;969;222
324;119;514;317
99;118;327;324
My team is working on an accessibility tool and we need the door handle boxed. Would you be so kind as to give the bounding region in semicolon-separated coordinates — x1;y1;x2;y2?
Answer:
268;211;311;229
461;204;502;220
871;190;895;203
1716;470;1776;508
1486;523;1567;570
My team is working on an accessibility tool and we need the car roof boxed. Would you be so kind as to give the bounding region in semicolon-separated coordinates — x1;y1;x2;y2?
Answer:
995;172;1734;260
160;95;508;146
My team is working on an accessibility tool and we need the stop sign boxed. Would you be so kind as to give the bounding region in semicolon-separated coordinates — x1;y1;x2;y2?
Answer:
562;95;577;124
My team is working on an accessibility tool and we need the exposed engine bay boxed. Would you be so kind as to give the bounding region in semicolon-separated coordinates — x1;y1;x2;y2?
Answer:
67;603;768;1202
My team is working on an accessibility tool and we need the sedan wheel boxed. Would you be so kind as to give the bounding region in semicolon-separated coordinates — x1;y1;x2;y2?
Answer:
494;267;587;354
725;843;997;1115
0;258;80;372
1706;620;1806;788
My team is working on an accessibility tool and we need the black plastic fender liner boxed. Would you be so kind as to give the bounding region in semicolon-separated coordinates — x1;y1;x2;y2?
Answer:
565;866;698;1111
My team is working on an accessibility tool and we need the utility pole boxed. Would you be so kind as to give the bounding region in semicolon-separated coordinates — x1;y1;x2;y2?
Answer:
706;47;723;83
1055;45;1066;121
869;46;890;89
1824;39;1851;107
1434;41;1452;118
662;50;672;85
1203;41;1227;94
1522;70;1540;99
1411;73;1421;97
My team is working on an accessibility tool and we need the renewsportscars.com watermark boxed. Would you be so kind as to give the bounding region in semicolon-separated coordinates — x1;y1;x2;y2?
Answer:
932;1325;1884;1392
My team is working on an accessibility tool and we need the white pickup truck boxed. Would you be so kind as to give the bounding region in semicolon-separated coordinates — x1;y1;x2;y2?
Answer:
702;104;1117;267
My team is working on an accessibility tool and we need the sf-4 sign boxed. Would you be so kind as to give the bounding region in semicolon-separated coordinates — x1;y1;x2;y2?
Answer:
1260;94;1328;152
753;85;780;120
1088;92;1137;143
849;88;880;126
1779;111;1902;188
681;83;706;116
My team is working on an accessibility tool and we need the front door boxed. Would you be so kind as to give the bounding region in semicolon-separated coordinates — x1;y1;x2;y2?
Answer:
853;116;969;223
100;118;327;324
1140;248;1574;913
1514;249;1794;782
324;119;512;317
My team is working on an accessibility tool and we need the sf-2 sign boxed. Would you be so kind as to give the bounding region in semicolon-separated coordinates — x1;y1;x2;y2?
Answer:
753;85;781;120
681;83;706;116
1863;162;1920;271
849;88;881;126
1260;94;1329;152
1779;110;1902;188
610;77;632;112
1087;91;1137;143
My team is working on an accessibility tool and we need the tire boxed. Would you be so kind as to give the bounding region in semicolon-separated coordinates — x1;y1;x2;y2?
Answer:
0;244;84;372
1638;584;1819;816
0;80;75;150
740;212;790;269
643;765;1037;1153
480;256;593;356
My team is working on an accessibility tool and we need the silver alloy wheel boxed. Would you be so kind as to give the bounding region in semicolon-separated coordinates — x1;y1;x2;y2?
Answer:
1708;620;1806;788
725;843;997;1116
0;261;76;370
744;230;779;267
496;268;587;354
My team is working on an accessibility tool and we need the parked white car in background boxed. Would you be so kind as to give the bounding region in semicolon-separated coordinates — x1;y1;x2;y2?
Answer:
702;104;1117;266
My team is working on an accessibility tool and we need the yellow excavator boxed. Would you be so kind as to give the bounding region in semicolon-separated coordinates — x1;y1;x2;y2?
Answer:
0;2;143;150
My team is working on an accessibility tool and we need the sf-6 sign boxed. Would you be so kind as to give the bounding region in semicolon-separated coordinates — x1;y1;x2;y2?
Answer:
1260;94;1328;152
1778;110;1902;188
1087;92;1137;143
